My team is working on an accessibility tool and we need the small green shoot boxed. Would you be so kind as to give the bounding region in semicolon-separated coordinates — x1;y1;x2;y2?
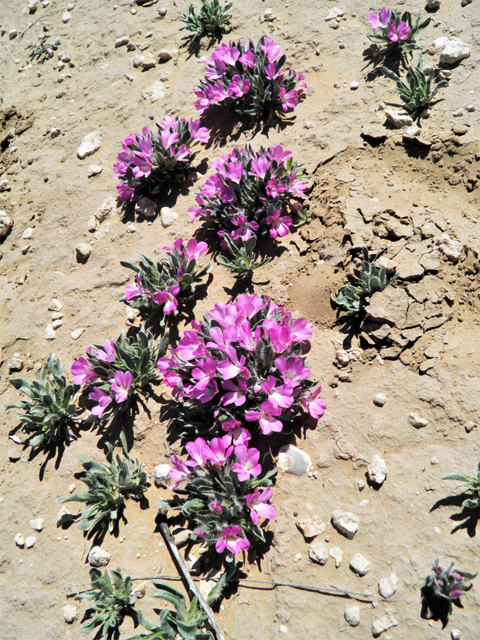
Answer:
443;462;480;512
216;234;272;280
180;0;232;37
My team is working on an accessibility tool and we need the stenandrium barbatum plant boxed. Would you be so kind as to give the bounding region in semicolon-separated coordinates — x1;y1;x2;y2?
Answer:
128;583;213;640
381;53;449;112
75;567;138;637
180;0;232;38
194;37;307;123
422;559;477;619
332;247;397;315
71;328;168;421
156;432;276;557
216;233;272;280
158;294;326;438
114;117;209;203
121;239;213;329
366;8;431;53
3;353;80;452
442;462;480;512
57;433;149;535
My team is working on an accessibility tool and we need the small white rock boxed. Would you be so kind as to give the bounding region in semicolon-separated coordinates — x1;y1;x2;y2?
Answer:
373;393;387;407
71;328;85;340
372;610;398;637
309;541;329;565
329;19;340;29
9;29;18;40
56;505;74;527
22;227;33;239
95;222;110;240
403;125;421;138
332;510;359;539
435;233;463;263
77;131;102;160
409;412;429;428
29;518;44;532
466;104;476;112
335;350;350;366
277;445;312;476
48;298;62;312
297;515;326;540
325;6;345;20
115;36;129;48
52;319;63;329
76;243;92;261
158;49;173;61
451;630;461;640
96;196;117;222
88;546;111;567
0;211;13;237
126;224;136;233
142;81;166;103
0;179;11;192
329;546;343;567
132;581;147;599
384;110;413;128
62;11;71;23
88;165;103;177
154;463;172;487
279;625;288;635
294;553;302;563
8;353;23;372
63;604;78;623
87;215;97;232
378;573;399;598
350;81;359;90
368;455;388;486
68;483;76;493
438;37;471;65
14;533;25;547
44;324;56;340
344;605;360;627
350;553;371;576
426;0;440;7
25;536;36;548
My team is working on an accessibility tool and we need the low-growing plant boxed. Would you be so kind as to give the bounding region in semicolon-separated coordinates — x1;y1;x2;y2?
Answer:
158;294;326;437
332;247;397;315
27;35;61;63
71;328;168;421
156;433;276;557
194;37;307;123
421;559;477;619
381;53;449;112
180;0;232;38
121;240;213;329
216;233;272;279
442;462;480;512
3;353;80;452
189;144;307;241
114;117;209;203
366;8;430;54
75;567;138;637
57;433;149;534
128;583;213;640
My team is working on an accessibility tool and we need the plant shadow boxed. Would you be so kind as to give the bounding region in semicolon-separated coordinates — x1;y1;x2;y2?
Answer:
430;493;479;537
362;45;410;81
421;585;461;628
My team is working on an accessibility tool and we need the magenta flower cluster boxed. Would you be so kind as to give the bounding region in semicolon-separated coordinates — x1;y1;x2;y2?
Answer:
158;294;326;437
366;8;410;42
157;432;277;556
113;117;209;203
194;37;307;121
188;144;306;245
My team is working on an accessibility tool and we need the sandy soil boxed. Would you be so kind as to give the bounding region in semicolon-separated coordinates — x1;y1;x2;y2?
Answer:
0;0;479;639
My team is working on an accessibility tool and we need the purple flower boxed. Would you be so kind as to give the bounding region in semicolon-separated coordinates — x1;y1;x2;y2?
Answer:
154;285;180;315
210;502;223;514
248;156;272;180
245;400;283;435
239;49;255;68
110;370;133;403
71;357;96;386
190;379;219;404
366;8;391;29
231;215;259;242
206;435;234;466
96;340;116;363
275;356;310;385
299;386;326;419
232;445;262;481
169;454;196;489
132;154;152;178
192;357;217;390
246;488;276;525
227;75;250;98
279;88;298;112
222;379;248;406
259;38;283;63
215;525;250;555
261;376;294;409
221;419;252;446
185;437;210;466
188;119;209;143
389;21;410;42
449;589;462;599
266;210;292;238
116;182;135;202
89;388;112;418
266;145;292;164
217;347;248;380
160;129;179;151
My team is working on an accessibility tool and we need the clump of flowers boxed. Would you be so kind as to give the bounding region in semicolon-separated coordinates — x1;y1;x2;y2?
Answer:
422;559;477;620
366;8;431;53
158;294;326;437
113;117;209;203
121;239;213;329
194;37;307;123
156;433;277;556
72;329;167;421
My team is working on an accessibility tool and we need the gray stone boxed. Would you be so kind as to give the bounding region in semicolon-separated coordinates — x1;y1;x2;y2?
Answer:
0;211;13;237
76;243;92;262
409;412;429;429
438;37;470;65
96;196;117;222
385;110;413;128
452;109;463;117
329;546;343;567
325;6;344;20
451;630;461;640
115;36;129;48
344;605;360;627
136;197;156;218
435;233;463;263
88;546;111;567
374;393;387;407
420;251;441;271
465;421;476;433
141;52;157;70
372;610;398;637
22;227;33;240
28;0;38;13
277;445;312;476
332;510;359;539
309;541;329;565
133;54;145;68
88;165;103;177
44;324;56;340
63;604;78;623
142;81;166;103
329;19;340;28
368;455;388;486
14;533;25;547
153;463;171;488
426;0;440;7
396;261;424;281
378;573;399;598
466;104;476;112
158;6;167;16
0;179;11;192
297;516;326;540
173;528;192;547
365;287;409;327
158;49;173;61
62;11;71;23
71;328;85;340
48;298;62;311
87;215;97;231
77;131;102;159
9;29;18;40
132;581;147;598
403;125;421;138
29;518;44;532
56;505;74;527
350;553;371;576
25;536;36;548
8;353;23;372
